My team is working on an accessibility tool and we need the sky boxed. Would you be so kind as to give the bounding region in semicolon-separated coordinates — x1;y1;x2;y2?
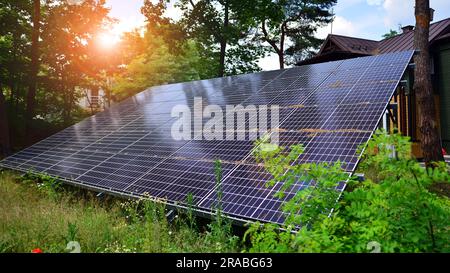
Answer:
104;0;450;70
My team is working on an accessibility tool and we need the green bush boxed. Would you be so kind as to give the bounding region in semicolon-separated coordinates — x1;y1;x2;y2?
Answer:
245;130;450;253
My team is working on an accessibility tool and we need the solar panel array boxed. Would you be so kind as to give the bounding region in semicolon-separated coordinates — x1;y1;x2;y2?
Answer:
0;51;413;224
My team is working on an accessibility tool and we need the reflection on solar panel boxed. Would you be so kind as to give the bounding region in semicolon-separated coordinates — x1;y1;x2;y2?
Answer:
0;50;414;224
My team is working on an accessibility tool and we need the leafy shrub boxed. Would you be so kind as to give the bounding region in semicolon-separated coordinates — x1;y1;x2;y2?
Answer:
245;130;450;253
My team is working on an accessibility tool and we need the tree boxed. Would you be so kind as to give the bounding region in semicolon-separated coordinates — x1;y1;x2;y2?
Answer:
178;0;263;77
41;0;112;125
382;29;399;39
254;0;336;69
112;35;204;101
113;0;230;100
0;81;11;157
0;1;29;155
141;0;185;54
413;0;444;165
0;0;116;150
25;0;40;144
0;0;31;113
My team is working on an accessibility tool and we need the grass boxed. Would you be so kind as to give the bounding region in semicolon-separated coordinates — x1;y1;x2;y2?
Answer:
0;170;240;253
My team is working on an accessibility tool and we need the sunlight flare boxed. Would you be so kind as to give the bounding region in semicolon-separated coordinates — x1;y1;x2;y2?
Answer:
96;31;119;49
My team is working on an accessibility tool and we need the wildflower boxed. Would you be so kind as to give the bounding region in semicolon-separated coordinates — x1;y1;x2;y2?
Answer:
32;248;43;254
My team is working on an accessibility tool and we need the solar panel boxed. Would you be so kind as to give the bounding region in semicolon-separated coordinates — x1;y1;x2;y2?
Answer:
0;50;414;224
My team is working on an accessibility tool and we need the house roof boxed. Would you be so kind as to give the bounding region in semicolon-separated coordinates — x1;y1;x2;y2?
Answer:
318;35;378;55
378;18;450;53
300;18;450;65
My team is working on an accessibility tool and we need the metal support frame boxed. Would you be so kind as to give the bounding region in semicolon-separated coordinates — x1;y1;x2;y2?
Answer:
166;209;177;223
354;173;365;182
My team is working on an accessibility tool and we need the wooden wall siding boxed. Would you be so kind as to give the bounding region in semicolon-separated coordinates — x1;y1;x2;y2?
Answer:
438;44;450;151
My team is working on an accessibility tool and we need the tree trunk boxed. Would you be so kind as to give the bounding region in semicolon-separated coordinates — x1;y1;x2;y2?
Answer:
63;84;75;126
0;83;11;157
278;52;284;69
25;0;40;145
218;1;229;77
219;41;227;77
63;86;70;126
106;77;111;108
279;27;285;69
414;0;444;165
9;35;18;105
8;73;15;106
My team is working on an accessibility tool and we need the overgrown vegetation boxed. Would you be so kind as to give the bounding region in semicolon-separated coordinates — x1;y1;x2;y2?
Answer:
0;169;240;253
244;130;450;253
1;131;449;253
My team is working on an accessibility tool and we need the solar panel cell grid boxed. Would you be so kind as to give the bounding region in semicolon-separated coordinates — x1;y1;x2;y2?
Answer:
302;86;351;106
295;132;371;171
284;74;331;90
323;103;387;131
347;81;398;104
198;163;278;220
280;106;334;130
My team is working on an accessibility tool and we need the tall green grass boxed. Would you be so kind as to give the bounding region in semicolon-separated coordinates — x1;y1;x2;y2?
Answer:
0;171;240;253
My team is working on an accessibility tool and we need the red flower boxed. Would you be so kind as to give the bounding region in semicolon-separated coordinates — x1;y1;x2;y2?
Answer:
32;248;43;254
443;148;447;156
